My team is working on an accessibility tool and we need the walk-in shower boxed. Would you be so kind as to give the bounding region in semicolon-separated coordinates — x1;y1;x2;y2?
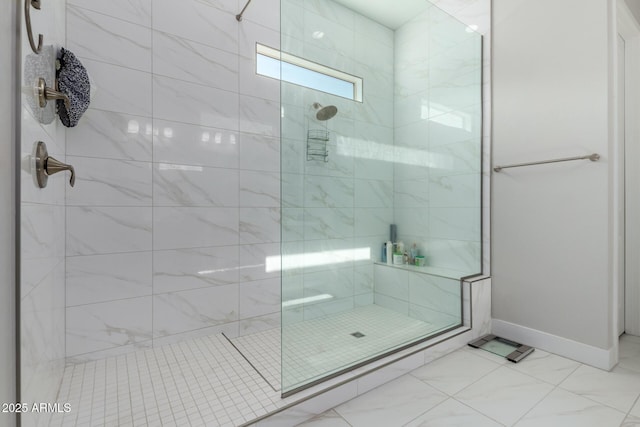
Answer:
16;0;482;424
280;0;482;394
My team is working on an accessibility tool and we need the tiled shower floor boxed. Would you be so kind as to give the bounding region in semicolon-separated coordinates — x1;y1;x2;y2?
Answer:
50;305;446;427
232;305;449;393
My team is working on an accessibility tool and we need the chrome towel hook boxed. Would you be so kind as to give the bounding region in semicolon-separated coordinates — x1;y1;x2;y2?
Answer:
25;0;43;54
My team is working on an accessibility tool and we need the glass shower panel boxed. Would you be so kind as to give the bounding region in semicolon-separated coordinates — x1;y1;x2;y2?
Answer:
281;0;482;394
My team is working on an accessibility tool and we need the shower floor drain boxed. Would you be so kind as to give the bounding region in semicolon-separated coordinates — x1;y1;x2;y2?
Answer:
351;332;365;338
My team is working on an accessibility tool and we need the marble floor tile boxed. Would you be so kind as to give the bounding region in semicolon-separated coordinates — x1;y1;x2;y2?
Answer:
454;365;554;426
335;375;447;427
404;398;502;427
631;398;640;417
622;414;640;427
559;364;640;413
410;349;501;395
507;349;581;385
296;410;351;427
619;335;640;374
514;388;626;427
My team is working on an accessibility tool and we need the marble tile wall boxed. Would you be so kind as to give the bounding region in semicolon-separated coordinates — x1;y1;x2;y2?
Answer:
280;0;394;324
373;264;461;327
19;1;67;425
64;0;283;360
393;1;485;276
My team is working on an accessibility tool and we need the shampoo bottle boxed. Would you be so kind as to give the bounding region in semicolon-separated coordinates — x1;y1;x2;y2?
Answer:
386;240;393;265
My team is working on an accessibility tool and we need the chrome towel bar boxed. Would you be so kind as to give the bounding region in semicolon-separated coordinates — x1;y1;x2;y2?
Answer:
493;153;600;172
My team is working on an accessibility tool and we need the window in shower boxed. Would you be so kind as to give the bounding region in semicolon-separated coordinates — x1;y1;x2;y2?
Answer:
256;43;363;101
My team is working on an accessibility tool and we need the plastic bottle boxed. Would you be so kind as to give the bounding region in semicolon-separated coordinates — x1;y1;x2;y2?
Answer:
386;240;393;265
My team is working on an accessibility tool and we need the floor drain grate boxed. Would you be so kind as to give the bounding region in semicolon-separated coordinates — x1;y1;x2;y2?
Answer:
351;332;365;338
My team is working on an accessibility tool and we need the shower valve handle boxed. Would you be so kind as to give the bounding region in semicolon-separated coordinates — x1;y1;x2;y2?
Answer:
33;140;76;188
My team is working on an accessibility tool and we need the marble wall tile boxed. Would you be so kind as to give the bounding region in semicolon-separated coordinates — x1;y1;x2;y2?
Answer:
239;95;281;137
152;0;238;52
21;257;62;303
281;138;305;175
67;6;152;72
354;179;393;208
153;246;239;293
374;264;409;301
409;273;462;321
240;207;281;244
426;239;481;274
304;175;354;208
240;170;280;207
67;207;152;256
66;157;152;206
355;208;392;238
152;285;239;337
67;109;152;161
303;10;354;58
82;59;152;117
238;19;280;59
393;178;430;208
153;76;239;131
67;0;151;26
354;264;374;295
153;119;239;169
374;294;409;316
153;207;239;250
429;207;481;241
239;278;281;319
239;242;281;282
428;104;482;148
240;133;280;172
239;312;281;336
282;208;304;242
304;267;354;300
153;164;238;207
429;173;481;208
66;252;153;306
66;297;153;357
22;203;65;260
21;261;65;397
304;207;355;240
153;30;239;92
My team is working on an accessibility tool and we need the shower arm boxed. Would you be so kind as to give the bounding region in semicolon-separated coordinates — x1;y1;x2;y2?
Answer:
236;0;253;21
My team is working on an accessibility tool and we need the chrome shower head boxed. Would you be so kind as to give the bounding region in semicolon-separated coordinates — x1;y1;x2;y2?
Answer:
312;102;338;121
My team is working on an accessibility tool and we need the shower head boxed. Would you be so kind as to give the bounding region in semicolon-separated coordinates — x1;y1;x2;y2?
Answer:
312;102;338;121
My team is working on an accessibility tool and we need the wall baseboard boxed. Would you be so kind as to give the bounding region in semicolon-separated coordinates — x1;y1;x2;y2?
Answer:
492;319;616;370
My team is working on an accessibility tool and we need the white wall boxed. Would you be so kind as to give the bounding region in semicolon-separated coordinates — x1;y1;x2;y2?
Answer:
492;0;614;359
0;3;16;427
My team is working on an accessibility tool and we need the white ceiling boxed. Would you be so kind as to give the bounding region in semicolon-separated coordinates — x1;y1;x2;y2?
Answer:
332;0;432;29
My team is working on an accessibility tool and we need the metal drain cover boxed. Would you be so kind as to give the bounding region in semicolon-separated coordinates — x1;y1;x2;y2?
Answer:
351;332;365;338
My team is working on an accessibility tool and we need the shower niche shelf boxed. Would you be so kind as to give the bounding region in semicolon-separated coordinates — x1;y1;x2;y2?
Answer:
307;129;329;162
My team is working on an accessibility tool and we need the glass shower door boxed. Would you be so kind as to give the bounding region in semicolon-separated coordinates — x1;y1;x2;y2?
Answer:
280;0;482;394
